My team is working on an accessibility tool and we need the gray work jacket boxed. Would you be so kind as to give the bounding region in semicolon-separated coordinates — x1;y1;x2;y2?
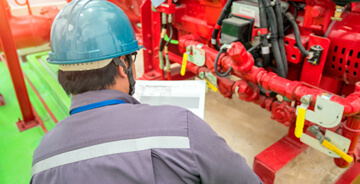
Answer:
31;89;262;184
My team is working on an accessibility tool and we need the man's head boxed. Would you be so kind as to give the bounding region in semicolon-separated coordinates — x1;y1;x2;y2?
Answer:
47;0;143;95
58;53;137;95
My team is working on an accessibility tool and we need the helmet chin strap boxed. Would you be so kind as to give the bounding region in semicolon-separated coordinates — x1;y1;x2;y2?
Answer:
113;57;136;96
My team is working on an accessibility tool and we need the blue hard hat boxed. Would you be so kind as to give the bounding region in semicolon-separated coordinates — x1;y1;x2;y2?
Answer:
48;0;144;65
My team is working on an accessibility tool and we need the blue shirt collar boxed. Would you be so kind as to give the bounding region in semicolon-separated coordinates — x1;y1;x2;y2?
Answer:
69;89;140;113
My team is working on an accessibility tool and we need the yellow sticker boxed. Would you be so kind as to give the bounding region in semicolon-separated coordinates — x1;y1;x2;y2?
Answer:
204;79;218;92
322;140;353;163
181;53;188;76
295;107;306;138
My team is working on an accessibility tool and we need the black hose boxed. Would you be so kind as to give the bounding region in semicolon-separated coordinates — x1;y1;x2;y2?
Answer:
211;30;221;51
211;0;235;50
248;42;261;53
284;2;299;32
260;0;286;78
285;12;310;56
159;38;165;52
159;24;167;71
165;23;173;47
258;0;271;67
214;48;232;77
274;0;288;75
270;39;286;77
165;21;173;76
289;1;301;10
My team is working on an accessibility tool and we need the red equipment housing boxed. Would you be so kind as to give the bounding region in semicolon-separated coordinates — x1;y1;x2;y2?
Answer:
0;1;59;51
2;0;360;183
131;0;360;183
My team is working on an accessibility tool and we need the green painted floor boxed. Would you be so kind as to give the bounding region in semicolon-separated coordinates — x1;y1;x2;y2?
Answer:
0;52;70;184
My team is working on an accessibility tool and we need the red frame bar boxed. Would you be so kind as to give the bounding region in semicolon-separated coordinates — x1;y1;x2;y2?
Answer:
335;161;360;184
0;0;39;131
24;75;57;124
0;93;5;106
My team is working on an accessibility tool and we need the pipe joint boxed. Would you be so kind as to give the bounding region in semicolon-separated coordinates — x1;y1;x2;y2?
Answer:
233;80;260;102
227;42;254;73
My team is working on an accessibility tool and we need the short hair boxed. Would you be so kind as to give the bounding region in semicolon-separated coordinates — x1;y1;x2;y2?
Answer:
58;56;131;95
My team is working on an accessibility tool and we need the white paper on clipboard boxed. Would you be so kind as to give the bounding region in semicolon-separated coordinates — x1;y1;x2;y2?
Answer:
134;80;206;119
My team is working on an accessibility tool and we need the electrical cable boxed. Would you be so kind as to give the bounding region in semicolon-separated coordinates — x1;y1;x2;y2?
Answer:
258;0;271;67
247;42;262;53
164;34;178;44
284;1;299;32
165;24;173;47
211;0;235;51
325;20;336;38
214;48;232;77
164;14;174;80
159;13;167;80
285;12;310;56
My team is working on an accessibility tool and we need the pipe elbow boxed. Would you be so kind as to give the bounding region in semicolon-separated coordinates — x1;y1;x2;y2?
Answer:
227;42;254;73
178;34;201;52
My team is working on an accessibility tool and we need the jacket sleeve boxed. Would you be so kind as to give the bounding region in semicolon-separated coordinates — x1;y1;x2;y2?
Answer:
187;110;262;184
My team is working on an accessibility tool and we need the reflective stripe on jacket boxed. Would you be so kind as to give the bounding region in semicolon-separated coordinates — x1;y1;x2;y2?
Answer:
31;89;262;184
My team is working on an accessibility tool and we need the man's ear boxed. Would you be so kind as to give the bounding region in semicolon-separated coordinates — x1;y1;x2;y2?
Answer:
117;56;129;78
117;65;128;78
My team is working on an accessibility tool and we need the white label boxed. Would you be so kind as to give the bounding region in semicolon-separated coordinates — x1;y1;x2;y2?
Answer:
211;38;217;45
239;7;256;18
261;47;270;54
191;45;206;66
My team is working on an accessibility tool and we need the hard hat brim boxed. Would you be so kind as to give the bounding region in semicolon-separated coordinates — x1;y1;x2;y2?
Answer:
58;58;113;71
48;45;146;65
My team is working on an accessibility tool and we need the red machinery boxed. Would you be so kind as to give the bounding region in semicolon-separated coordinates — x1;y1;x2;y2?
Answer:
2;0;360;183
123;0;360;183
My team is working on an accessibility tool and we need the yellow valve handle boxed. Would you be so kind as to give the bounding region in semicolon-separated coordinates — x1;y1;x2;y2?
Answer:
295;107;306;138
181;52;188;76
204;78;218;92
322;139;353;163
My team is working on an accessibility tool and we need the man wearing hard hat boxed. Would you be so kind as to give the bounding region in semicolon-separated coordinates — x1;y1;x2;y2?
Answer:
31;0;262;183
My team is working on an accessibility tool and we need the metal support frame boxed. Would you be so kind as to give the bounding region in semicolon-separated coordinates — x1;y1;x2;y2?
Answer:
335;161;360;184
0;0;39;131
139;0;195;81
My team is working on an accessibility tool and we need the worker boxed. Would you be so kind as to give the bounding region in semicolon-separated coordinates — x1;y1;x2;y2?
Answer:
31;0;262;183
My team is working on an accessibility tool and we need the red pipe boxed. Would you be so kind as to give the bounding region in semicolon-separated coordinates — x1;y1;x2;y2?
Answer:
334;114;360;167
160;70;165;80
179;34;360;168
167;71;171;80
168;48;297;125
344;115;360;153
0;1;59;52
179;34;360;116
32;106;47;134
0;0;38;130
168;51;201;74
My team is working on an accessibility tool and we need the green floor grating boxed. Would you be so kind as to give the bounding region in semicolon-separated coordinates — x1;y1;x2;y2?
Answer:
0;51;70;184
